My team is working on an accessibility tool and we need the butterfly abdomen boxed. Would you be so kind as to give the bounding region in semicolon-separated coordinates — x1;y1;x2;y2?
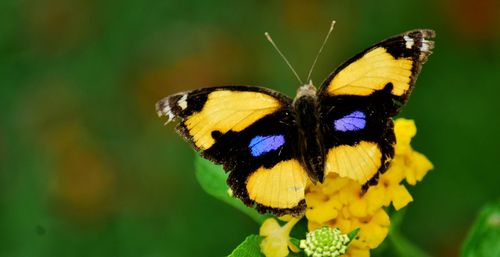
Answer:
293;90;325;183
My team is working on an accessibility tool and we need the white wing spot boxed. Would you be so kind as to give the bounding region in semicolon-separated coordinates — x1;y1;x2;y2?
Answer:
161;105;175;124
420;38;430;52
404;35;414;49
178;94;188;110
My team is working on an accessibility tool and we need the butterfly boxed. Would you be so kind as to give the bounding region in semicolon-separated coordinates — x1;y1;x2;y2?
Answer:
156;29;435;216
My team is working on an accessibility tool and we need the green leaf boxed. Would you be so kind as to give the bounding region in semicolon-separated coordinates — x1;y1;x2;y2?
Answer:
228;235;265;257
194;155;268;223
289;218;308;240
347;227;361;242
461;200;500;257
289;237;301;251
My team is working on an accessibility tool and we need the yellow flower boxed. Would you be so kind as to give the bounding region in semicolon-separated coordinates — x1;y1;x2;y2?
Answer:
305;118;433;257
260;217;301;257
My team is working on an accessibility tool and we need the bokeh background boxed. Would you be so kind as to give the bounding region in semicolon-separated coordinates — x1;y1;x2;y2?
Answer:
1;0;499;256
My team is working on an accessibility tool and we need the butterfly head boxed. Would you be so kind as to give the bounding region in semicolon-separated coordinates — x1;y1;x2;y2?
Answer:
295;82;317;99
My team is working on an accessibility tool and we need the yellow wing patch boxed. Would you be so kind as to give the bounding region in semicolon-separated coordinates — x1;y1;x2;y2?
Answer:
185;91;282;150
325;141;382;184
246;160;308;209
327;47;413;96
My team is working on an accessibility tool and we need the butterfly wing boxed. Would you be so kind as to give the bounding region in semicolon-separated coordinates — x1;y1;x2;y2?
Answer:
156;86;308;215
317;29;435;186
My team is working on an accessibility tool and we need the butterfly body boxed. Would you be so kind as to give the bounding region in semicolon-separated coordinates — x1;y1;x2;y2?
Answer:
293;84;325;183
157;29;435;216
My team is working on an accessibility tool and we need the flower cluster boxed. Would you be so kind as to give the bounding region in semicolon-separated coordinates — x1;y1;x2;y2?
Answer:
305;119;433;256
259;119;433;257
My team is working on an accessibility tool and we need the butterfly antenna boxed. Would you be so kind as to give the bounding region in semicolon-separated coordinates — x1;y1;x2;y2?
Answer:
306;20;336;83
265;32;304;85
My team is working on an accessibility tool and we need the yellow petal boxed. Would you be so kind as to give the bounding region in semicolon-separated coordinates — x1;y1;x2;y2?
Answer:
321;175;351;195
364;185;389;212
346;247;371;257
260;218;282;237
305;192;328;208
307;220;322;232
405;151;434;185
338;181;361;205
259;218;300;257
305;198;340;223
363;222;389;248
394;119;417;155
332;216;354;235
260;236;289;257
382;159;406;184
357;210;390;248
390;185;413;210
348;198;368;217
371;209;390;227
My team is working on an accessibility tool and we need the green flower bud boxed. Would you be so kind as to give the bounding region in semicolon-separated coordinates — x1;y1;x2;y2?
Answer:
300;227;350;257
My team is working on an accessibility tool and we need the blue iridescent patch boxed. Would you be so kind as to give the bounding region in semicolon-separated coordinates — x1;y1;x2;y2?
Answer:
334;111;366;132
249;135;285;157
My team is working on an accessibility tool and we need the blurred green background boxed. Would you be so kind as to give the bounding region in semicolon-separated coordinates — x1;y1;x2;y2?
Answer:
1;0;499;256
